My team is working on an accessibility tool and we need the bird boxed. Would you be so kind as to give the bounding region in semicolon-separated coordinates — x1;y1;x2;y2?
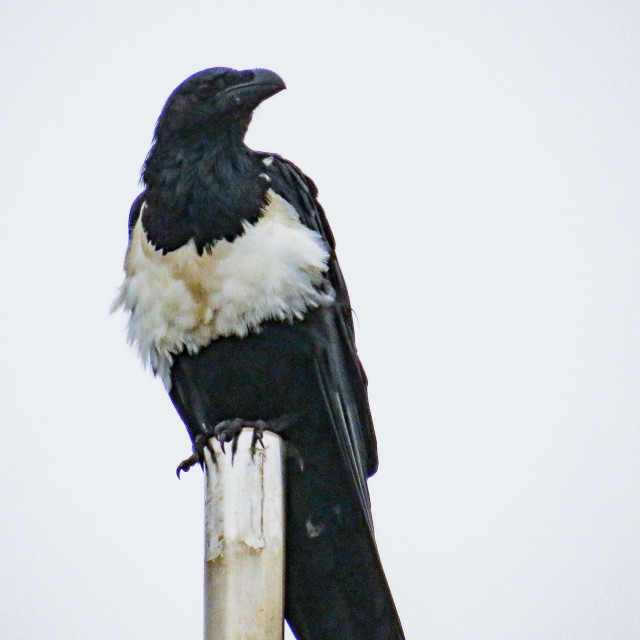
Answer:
113;67;404;640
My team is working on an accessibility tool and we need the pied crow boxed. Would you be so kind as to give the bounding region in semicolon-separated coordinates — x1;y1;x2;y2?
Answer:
113;67;404;640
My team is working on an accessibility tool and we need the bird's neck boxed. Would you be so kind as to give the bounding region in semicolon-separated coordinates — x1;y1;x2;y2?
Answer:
141;132;270;253
144;129;251;188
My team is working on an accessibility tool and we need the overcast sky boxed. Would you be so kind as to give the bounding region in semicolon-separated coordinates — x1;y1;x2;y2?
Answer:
1;1;639;639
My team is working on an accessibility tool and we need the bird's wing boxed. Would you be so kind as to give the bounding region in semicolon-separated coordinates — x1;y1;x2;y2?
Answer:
265;154;379;524
128;191;146;236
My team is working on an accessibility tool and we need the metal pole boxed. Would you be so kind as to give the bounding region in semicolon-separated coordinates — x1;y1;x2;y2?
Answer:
203;428;285;640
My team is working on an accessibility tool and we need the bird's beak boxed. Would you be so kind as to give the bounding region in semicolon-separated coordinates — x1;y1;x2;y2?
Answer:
220;69;286;110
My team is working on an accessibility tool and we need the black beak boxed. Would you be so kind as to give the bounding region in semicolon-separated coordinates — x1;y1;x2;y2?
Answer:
219;68;286;111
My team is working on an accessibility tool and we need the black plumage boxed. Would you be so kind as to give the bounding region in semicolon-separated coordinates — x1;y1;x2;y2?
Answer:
117;67;403;640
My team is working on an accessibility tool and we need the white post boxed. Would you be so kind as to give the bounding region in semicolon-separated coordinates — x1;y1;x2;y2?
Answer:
203;428;285;640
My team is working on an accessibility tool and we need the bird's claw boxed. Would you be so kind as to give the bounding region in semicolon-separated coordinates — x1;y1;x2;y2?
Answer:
213;418;268;463
213;418;247;463
176;434;215;478
177;416;293;476
176;454;199;478
249;420;267;458
212;418;279;463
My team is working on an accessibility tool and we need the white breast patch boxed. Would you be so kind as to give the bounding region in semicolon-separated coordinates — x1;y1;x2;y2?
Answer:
112;189;334;389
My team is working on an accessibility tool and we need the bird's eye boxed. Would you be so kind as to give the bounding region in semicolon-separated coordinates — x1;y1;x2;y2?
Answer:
196;83;214;98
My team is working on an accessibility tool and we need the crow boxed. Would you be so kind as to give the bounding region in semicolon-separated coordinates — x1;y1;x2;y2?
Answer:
113;67;404;640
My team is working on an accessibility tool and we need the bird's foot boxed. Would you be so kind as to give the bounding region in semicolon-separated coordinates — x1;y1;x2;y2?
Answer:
176;415;296;477
215;414;298;461
176;434;213;478
213;418;271;461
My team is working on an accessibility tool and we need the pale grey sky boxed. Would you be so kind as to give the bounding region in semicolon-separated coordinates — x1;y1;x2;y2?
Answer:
1;1;639;638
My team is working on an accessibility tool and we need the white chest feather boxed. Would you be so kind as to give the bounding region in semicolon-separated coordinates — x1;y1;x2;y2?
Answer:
112;189;334;388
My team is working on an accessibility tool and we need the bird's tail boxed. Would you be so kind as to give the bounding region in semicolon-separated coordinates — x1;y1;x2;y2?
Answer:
283;440;404;640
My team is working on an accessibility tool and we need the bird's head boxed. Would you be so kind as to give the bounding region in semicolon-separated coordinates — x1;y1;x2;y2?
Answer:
153;67;286;143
